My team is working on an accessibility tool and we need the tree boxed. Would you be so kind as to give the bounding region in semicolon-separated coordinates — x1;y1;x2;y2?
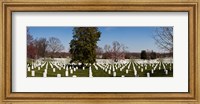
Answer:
103;44;112;59
35;38;49;58
111;41;127;62
27;43;37;59
141;50;147;59
48;37;64;53
103;41;127;62
153;27;173;54
27;27;37;59
69;27;101;64
96;46;103;58
27;28;33;45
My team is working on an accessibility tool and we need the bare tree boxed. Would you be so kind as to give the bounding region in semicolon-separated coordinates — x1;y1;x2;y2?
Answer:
103;41;127;62
27;27;37;59
112;41;128;62
48;37;64;53
104;44;111;53
27;27;33;45
103;44;112;59
34;38;49;58
96;46;103;58
153;27;173;53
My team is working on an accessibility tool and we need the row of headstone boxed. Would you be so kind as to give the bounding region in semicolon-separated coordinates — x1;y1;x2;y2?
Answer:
27;61;45;72
93;64;98;70
132;63;137;77
162;63;168;75
169;63;172;70
119;62;129;71
40;62;46;68
30;61;172;77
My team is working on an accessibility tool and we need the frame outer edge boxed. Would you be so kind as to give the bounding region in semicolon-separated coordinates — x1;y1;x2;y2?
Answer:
1;1;5;103
195;2;198;102
197;0;200;103
2;1;198;101
0;0;3;102
0;0;200;103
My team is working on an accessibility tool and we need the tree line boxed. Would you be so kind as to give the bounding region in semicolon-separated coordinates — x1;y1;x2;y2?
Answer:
27;28;65;59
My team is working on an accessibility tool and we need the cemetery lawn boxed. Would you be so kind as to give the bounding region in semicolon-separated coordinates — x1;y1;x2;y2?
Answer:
27;61;173;77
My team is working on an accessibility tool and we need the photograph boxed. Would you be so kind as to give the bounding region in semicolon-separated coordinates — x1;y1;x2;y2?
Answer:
27;27;173;77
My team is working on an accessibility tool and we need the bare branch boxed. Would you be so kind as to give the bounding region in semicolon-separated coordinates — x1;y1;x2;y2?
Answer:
48;37;64;53
153;27;173;53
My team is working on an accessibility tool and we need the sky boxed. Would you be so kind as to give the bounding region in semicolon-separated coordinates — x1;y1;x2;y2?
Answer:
28;27;165;53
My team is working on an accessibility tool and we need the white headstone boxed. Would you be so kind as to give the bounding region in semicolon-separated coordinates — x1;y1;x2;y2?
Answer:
43;72;47;77
106;68;108;72
46;64;48;69
96;66;99;70
121;75;125;77
66;66;68;71
165;70;168;75
53;68;56;72
112;68;115;72
141;68;143;72
38;67;40;70
65;70;68;76
113;71;116;77
126;69;129;74
44;69;47;73
108;70;111;74
72;75;77;77
57;74;61;77
89;66;91;70
147;72;150;77
82;67;85;70
89;66;93;77
31;71;35;76
28;67;30;71
134;70;137;76
70;69;73;74
151;69;154;74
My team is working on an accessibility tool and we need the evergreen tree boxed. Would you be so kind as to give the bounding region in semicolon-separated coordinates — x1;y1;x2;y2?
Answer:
69;27;101;64
141;50;147;59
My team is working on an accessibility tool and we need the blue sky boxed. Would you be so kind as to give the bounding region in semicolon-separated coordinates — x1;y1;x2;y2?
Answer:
28;27;163;52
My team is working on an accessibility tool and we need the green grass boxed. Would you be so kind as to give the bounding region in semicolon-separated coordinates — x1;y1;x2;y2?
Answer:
27;62;173;77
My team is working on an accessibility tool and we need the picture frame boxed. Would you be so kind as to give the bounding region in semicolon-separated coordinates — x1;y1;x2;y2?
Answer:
0;0;199;103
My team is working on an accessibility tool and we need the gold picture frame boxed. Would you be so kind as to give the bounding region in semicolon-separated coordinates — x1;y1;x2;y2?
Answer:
0;0;199;103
